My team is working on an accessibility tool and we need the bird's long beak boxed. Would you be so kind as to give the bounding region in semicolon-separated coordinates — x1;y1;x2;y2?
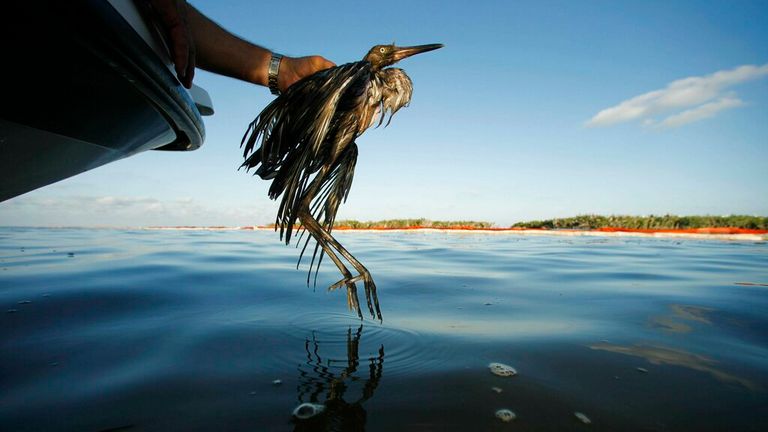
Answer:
392;43;444;61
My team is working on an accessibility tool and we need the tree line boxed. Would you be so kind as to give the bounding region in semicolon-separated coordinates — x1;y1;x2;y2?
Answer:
332;219;493;229
510;214;768;230
265;215;767;230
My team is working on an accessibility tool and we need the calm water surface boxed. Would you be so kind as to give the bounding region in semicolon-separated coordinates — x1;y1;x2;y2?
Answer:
1;228;767;431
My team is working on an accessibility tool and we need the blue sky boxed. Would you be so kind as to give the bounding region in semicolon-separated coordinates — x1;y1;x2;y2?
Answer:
1;0;767;227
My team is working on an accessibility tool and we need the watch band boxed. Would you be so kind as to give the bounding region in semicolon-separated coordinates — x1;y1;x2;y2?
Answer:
268;53;283;95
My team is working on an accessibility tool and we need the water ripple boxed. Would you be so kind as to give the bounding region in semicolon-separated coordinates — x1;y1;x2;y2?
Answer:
281;312;456;378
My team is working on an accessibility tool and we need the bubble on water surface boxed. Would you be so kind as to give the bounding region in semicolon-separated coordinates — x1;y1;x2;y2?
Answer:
574;411;592;424
292;402;325;419
489;362;517;377
495;409;516;422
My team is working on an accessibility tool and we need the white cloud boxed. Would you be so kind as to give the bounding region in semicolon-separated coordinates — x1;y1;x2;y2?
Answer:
586;63;768;128
660;95;744;128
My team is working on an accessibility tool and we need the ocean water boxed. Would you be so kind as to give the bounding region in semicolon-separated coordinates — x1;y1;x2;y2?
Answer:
1;227;767;431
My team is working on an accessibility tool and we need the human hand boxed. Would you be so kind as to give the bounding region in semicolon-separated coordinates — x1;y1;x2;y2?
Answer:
277;56;336;93
147;0;195;88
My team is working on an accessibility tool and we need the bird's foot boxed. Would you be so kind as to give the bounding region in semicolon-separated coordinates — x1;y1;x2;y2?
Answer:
329;272;381;321
328;274;365;291
329;277;363;319
361;272;382;321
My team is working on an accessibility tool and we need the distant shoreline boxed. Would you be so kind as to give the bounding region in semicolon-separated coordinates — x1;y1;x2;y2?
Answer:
136;225;768;241
6;225;764;241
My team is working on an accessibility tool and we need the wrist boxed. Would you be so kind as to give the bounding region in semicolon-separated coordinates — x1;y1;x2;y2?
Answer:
244;48;273;88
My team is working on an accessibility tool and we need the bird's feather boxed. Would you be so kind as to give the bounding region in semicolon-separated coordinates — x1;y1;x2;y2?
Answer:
240;61;372;245
378;68;413;127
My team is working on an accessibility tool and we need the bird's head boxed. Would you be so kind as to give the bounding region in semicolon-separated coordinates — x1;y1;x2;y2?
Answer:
364;43;444;69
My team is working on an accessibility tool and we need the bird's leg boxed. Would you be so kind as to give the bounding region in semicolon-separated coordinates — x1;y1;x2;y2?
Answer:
297;208;363;318
299;218;381;321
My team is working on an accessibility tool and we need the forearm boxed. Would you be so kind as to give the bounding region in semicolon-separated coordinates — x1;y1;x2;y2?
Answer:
186;4;270;86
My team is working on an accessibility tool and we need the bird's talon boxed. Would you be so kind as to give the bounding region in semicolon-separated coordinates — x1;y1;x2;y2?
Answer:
330;275;365;291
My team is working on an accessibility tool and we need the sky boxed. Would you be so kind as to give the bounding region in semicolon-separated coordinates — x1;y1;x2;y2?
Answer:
1;0;767;227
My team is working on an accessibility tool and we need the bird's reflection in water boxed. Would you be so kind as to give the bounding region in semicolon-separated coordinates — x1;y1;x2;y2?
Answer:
293;326;384;431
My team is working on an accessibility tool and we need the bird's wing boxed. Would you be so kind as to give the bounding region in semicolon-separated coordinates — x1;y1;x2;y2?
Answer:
240;61;370;184
240;61;371;244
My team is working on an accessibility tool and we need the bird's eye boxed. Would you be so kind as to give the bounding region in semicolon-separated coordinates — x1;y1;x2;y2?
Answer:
379;47;386;53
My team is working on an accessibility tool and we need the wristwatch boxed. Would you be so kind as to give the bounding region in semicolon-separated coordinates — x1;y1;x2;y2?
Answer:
268;52;283;95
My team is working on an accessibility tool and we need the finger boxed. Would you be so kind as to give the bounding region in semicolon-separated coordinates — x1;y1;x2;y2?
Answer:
170;25;189;83
152;0;190;85
183;36;195;88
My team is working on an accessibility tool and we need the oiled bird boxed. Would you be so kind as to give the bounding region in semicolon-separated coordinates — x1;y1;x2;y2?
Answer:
241;43;443;320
